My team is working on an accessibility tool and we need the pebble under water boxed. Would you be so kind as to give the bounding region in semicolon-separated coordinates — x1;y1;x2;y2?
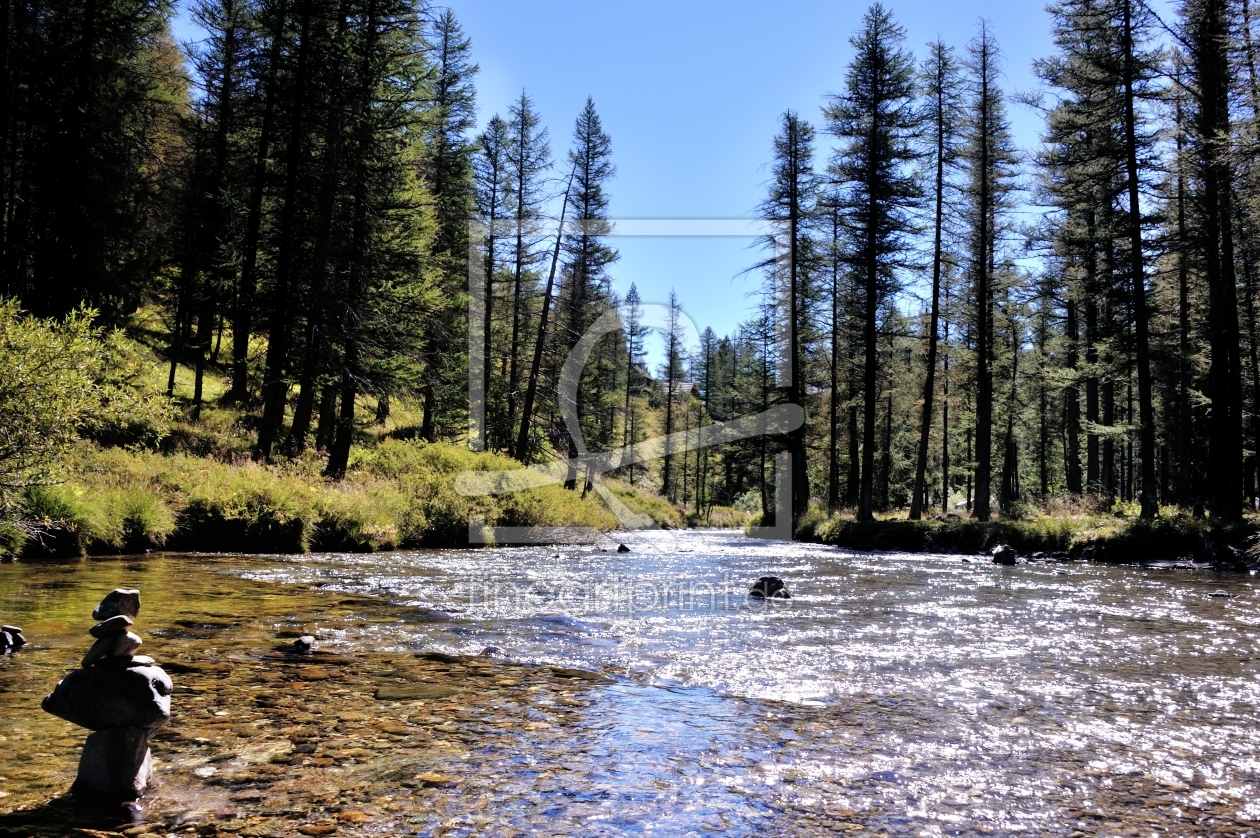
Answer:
0;529;1257;836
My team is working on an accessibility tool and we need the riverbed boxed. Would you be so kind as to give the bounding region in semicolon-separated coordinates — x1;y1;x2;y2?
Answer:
0;529;1257;836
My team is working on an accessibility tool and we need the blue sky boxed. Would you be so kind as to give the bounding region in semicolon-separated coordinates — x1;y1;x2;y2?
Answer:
451;0;1063;356
171;0;1172;363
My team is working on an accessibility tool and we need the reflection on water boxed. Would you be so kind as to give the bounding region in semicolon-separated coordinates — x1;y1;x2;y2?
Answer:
0;530;1257;835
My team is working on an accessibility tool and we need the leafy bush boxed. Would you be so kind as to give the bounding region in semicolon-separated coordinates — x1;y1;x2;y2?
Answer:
0;300;174;527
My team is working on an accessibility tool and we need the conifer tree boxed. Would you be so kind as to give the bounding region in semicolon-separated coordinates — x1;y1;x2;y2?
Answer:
474;115;511;450
418;9;477;441
757;110;818;523
661;290;687;500
824;2;920;522
963;21;1018;521
558;97;617;480
910;39;964;519
505;91;551;433
1184;0;1242;518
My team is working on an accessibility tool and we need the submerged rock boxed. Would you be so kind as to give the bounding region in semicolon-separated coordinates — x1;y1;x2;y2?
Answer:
1210;590;1233;599
749;576;791;599
293;635;316;654
991;545;1018;565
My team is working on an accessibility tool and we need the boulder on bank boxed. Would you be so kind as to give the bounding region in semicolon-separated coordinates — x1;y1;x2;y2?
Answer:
991;544;1018;565
749;576;791;599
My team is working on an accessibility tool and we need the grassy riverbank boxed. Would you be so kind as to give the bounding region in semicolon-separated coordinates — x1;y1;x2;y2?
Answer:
790;507;1258;566
0;310;697;558
8;439;647;557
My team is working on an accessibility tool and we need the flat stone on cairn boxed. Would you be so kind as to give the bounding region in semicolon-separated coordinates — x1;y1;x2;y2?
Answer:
0;624;26;653
42;588;171;801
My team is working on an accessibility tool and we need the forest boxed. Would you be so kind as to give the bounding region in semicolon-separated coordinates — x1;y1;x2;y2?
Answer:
0;0;1258;546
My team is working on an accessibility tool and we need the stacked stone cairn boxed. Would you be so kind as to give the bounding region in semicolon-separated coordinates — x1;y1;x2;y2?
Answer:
41;588;172;801
0;624;26;653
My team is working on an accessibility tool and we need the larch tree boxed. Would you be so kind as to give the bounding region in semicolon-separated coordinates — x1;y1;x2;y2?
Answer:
417;8;477;441
909;39;964;519
505;90;551;437
756;110;818;524
824;2;921;523
962;21;1018;521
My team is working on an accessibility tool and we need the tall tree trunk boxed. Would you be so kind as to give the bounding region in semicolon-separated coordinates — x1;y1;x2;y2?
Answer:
1065;293;1083;494
1195;0;1243;519
255;0;314;461
941;301;951;512
858;167;880;522
1121;0;1158;517
878;393;892;511
828;262;841;512
911;60;949;520
231;7;285;403
784;123;809;524
973;43;993;521
514;173;572;464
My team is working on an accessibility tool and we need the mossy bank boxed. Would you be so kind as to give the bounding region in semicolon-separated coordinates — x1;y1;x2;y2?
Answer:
788;510;1258;567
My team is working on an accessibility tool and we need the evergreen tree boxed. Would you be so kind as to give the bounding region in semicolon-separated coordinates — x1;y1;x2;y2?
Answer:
824;2;921;522
910;39;964;519
1;0;185;321
756;110;818;523
963;21;1018;520
661;289;687;500
474;114;511;450
505;90;552;436
417;8;477;441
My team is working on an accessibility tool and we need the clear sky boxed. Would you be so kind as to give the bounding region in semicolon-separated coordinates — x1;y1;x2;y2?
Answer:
169;0;1170;363
450;0;1066;357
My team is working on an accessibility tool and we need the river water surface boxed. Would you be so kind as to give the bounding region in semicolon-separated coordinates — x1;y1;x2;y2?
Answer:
0;529;1258;836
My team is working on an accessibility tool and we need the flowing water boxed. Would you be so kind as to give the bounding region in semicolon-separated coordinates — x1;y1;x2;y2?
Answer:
0;529;1258;836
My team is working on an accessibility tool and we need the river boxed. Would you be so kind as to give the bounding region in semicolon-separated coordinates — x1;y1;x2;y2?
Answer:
0;529;1257;836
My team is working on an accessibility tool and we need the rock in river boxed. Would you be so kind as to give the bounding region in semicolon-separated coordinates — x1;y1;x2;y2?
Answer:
74;725;154;800
92;589;141;621
42;587;172;801
749;576;791;599
991;544;1018;565
43;664;172;732
89;614;134;638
